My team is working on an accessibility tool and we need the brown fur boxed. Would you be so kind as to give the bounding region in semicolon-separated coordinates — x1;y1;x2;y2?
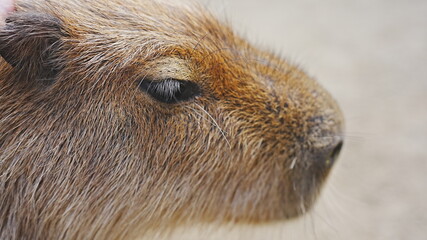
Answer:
0;0;344;239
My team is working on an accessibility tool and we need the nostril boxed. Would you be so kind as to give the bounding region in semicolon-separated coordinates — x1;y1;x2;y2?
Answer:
311;139;343;168
329;140;343;165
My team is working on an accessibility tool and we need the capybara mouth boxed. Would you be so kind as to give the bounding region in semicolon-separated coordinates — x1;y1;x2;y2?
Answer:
280;140;344;219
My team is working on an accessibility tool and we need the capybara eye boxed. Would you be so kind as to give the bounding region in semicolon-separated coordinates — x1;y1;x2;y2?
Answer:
138;78;201;104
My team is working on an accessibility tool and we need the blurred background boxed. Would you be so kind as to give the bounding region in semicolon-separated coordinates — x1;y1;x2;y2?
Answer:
168;0;427;239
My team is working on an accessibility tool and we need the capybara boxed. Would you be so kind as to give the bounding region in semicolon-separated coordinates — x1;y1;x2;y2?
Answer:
0;0;344;239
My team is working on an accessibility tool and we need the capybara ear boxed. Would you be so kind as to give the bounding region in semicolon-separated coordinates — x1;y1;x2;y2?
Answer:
0;13;66;81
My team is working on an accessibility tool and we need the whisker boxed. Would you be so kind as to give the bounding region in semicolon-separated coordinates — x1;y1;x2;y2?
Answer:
133;73;151;98
316;132;367;143
190;103;231;148
193;33;209;51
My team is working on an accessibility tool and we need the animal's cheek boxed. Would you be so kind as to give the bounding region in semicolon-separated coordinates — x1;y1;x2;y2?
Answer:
127;105;226;165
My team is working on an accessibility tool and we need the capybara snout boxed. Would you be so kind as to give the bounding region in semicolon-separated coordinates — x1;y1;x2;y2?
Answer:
0;0;344;239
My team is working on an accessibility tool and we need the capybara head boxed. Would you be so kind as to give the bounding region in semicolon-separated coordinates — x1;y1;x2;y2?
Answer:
0;0;344;239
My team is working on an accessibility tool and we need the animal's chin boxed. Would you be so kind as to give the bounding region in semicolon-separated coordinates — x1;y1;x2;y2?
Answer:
282;169;333;219
281;189;321;219
229;176;327;223
282;167;335;221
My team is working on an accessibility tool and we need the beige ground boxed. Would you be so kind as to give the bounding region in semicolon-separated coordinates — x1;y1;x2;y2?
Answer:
166;0;427;239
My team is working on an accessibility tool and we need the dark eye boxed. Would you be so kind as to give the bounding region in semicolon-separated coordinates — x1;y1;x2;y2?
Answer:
138;78;201;104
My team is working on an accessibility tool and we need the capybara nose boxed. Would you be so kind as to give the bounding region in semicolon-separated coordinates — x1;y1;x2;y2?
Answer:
329;140;343;166
320;139;343;167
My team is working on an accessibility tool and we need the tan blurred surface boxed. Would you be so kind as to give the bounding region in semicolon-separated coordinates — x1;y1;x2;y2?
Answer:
165;0;427;239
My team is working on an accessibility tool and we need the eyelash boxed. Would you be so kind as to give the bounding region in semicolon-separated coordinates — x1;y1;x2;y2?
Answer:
138;78;201;104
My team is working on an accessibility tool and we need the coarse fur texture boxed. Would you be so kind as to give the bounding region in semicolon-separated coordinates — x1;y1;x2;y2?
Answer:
0;0;344;239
